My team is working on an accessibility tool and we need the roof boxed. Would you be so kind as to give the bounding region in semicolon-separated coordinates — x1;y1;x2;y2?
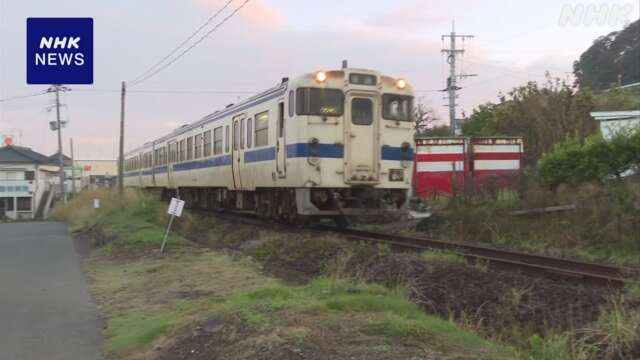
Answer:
48;151;72;161
590;110;640;121
0;145;54;164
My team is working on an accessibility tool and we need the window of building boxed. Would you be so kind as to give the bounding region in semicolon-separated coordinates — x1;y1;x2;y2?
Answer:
214;127;223;155
255;111;269;147
247;117;253;148
17;197;31;211
25;171;35;180
194;134;202;159
0;197;14;211
187;137;193;160
225;126;230;153
203;130;212;157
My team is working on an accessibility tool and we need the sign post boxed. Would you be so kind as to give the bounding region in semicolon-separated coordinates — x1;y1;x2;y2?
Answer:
161;197;185;253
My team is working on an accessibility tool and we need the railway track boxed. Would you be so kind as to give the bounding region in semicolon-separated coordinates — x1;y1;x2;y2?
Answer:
212;211;636;288
317;226;636;288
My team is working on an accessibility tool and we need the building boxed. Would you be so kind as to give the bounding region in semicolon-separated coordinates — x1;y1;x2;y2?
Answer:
590;110;640;139
75;159;117;189
0;145;57;220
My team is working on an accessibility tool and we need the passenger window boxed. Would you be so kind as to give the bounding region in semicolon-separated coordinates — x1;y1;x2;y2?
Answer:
225;125;230;153
240;119;245;149
187;137;193;160
351;98;373;125
203;130;212;157
278;102;284;137
288;90;294;117
179;140;186;161
255;111;269;147
247;117;253;148
214;127;223;155
194;134;202;159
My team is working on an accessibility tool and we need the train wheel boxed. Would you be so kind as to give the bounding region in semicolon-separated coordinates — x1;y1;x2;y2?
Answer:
333;216;349;228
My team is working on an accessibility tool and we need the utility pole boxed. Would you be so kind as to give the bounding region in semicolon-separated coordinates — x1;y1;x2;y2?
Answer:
70;138;76;196
441;21;476;135
47;85;69;203
118;81;126;195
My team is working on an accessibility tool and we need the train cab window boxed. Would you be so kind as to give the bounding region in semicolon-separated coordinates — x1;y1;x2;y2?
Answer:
246;118;253;148
213;127;223;155
296;88;344;116
194;134;202;159
187;137;193;160
288;90;294;117
179;140;186;162
382;94;413;122
278;102;284;137
225;126;230;153
240;119;245;149
203;130;212;157
255;111;269;147
351;98;373;125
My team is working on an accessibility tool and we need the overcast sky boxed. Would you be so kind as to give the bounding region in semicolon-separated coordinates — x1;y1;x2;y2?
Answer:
1;0;637;159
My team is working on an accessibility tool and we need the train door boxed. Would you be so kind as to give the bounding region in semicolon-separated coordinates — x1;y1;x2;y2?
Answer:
344;91;379;183
231;116;243;189
276;101;286;178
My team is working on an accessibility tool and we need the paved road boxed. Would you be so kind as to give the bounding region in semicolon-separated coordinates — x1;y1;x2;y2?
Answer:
0;222;104;360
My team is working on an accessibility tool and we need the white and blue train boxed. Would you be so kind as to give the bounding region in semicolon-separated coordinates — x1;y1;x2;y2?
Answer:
124;63;415;224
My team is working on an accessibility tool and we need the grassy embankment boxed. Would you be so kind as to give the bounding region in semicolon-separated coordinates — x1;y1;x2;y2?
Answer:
51;189;515;359
418;179;640;266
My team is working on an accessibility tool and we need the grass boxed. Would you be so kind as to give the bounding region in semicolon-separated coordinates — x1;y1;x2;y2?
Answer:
421;249;468;265
223;277;515;358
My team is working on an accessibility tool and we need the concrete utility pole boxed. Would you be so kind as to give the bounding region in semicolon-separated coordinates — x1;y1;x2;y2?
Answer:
70;138;76;195
118;81;126;195
47;85;69;203
441;21;476;135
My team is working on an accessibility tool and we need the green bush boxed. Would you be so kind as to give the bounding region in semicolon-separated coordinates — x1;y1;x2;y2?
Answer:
538;129;640;188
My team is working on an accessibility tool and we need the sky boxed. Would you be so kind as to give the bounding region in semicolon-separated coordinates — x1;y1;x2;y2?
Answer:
1;0;638;159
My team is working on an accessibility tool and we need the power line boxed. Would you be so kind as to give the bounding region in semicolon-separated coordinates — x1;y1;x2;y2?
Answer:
0;90;48;103
129;0;251;88
128;0;235;85
72;88;256;95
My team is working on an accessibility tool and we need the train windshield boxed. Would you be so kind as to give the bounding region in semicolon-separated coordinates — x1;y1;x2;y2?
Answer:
296;88;344;116
382;94;413;121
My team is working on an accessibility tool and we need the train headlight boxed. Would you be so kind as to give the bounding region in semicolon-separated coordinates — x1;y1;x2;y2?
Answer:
396;79;406;89
389;169;404;181
315;71;327;83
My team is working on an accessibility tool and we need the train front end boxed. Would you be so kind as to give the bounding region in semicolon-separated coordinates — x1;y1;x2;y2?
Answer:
289;66;415;221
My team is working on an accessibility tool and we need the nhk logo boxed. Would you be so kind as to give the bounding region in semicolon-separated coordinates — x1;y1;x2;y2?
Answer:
27;18;93;84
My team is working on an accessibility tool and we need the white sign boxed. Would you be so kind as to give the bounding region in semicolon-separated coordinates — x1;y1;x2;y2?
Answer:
167;198;185;217
93;198;100;209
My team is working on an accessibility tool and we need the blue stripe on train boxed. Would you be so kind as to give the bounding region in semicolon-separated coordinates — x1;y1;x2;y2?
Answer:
244;147;276;163
123;143;413;178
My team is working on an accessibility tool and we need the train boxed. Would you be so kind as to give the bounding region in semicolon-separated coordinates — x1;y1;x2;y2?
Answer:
123;62;415;225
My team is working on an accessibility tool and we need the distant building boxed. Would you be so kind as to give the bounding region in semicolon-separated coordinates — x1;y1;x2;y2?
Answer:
0;145;57;220
75;159;117;189
590;110;640;139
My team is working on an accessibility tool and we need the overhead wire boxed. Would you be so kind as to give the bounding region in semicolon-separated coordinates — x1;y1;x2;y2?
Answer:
128;0;235;85
128;0;251;88
0;90;48;103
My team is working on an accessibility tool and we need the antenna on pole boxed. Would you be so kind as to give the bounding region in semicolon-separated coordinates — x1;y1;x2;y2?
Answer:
441;20;476;135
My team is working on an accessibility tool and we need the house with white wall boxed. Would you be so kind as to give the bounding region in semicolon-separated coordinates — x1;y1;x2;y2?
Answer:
0;145;57;220
590;110;640;139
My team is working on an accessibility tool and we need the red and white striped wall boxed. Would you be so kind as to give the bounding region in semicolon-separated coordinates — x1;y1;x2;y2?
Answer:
413;137;523;197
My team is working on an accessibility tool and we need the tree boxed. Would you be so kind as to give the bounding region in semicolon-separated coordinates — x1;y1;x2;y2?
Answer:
413;101;441;135
573;19;640;90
